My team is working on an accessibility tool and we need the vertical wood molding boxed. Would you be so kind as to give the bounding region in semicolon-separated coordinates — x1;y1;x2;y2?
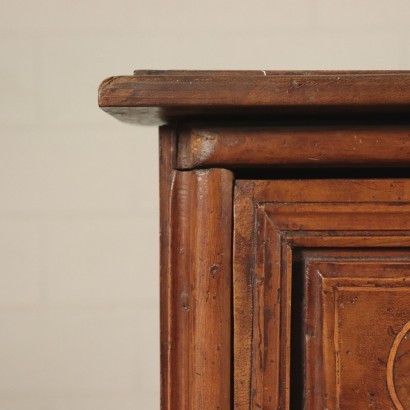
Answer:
233;187;255;409
160;128;234;410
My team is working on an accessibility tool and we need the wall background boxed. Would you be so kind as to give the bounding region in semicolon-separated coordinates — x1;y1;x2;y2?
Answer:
1;1;409;409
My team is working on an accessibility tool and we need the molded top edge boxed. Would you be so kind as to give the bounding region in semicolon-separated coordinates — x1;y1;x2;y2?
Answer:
99;70;410;125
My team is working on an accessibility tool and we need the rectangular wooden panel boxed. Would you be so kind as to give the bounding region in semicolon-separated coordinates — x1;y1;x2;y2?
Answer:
304;254;410;410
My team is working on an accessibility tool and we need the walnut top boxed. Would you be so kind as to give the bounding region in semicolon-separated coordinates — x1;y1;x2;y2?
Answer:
99;70;410;125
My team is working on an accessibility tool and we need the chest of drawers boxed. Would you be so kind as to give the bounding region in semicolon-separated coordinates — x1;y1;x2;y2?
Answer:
99;70;410;410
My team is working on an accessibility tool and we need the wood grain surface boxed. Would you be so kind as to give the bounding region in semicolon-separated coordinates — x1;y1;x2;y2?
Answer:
160;129;234;410
304;254;410;409
234;179;410;409
99;71;410;125
177;125;410;169
102;71;410;410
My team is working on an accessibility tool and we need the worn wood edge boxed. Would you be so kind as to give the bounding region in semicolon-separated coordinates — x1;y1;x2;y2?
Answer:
99;72;410;125
99;72;410;108
176;126;410;169
165;166;234;409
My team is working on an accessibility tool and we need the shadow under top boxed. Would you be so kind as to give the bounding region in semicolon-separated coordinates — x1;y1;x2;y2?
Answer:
98;70;410;126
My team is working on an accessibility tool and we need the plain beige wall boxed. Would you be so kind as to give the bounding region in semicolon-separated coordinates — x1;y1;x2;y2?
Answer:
1;1;409;409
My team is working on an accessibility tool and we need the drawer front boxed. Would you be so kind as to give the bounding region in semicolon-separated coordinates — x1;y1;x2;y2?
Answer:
234;179;410;410
303;253;410;410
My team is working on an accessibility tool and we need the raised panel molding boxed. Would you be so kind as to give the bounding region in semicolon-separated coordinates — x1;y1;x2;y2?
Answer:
234;180;410;410
305;257;410;409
